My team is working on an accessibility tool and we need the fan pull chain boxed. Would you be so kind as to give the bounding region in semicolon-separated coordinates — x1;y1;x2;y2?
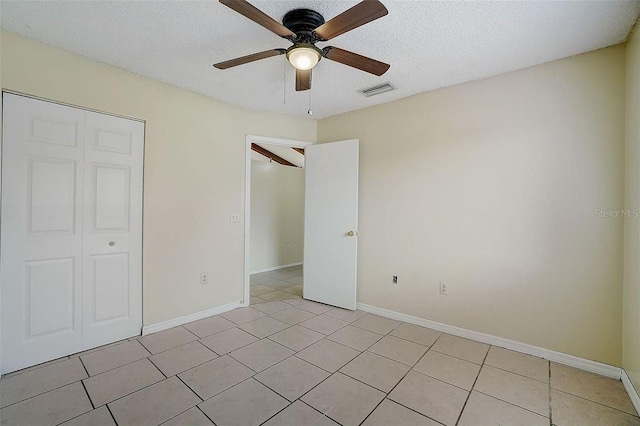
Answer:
307;90;313;116
283;58;286;105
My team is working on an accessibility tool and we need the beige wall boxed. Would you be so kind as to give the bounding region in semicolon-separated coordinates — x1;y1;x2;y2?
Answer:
624;24;640;392
0;31;316;325
250;160;304;272
319;46;626;365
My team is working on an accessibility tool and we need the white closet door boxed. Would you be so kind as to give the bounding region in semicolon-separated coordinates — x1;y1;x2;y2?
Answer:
82;111;143;349
1;94;85;373
1;94;144;374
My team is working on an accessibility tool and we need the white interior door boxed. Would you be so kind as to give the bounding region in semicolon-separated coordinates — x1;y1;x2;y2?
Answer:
1;94;144;373
82;111;143;350
1;94;85;373
303;139;359;310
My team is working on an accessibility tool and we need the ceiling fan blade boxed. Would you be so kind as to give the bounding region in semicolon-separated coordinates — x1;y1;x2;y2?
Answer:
213;49;285;69
219;0;295;38
296;69;312;91
313;0;388;41
323;47;389;76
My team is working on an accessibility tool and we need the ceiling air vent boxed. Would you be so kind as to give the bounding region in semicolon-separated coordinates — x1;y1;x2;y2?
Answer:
359;82;396;97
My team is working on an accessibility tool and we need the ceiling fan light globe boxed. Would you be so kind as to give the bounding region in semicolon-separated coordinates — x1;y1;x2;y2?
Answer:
287;47;321;70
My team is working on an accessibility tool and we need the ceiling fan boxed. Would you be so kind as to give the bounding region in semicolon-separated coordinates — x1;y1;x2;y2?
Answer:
214;0;390;91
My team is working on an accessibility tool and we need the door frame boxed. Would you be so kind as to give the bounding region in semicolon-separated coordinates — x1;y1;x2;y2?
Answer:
0;91;146;374
243;135;312;306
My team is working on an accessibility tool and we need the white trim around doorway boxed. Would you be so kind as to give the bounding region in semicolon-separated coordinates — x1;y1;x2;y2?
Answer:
243;135;313;307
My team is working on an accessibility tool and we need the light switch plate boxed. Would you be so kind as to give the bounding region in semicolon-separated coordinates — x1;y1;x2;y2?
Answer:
230;212;240;223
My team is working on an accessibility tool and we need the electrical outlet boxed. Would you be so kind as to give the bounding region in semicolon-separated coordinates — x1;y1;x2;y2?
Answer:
439;282;448;295
200;272;209;285
285;242;291;250
392;275;398;284
230;212;240;223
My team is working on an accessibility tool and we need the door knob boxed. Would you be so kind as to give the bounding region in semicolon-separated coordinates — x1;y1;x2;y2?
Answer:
109;241;115;246
346;231;359;237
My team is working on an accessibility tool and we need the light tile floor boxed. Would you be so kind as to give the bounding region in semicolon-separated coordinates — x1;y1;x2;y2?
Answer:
1;265;639;425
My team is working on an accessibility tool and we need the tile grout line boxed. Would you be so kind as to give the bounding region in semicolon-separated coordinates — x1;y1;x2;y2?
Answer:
358;331;445;426
0;379;85;410
551;388;640;418
237;323;295;340
428;347;486;367
195;405;217;425
80;354;150;378
458;346;552;420
0;356;70;380
296;322;352;338
290;372;348;426
348;344;413;368
82;372;178;414
409;365;478;394
385;330;442;348
82;336;212;380
70;339;132;360
78;355;90;379
453;343;491;426
335;365;403;396
199;337;257;357
365;340;432;368
50;370;95;426
145;356;168;379
105;404;119;426
3;328;143;381
192;374;256;404
251;357;321;403
548;360;553;426
153;347;222;377
481;360;550;384
272;327;392;424
0;356;97;411
225;352;261;374
291;355;349;376
78;357;96;410
137;325;200;355
380;399;447;426
290;322;409;375
356;322;440;426
52;408;88;426
469;389;552;419
174;374;204;404
266;334;325;353
198;375;291;424
249;367;324;425
286;400;347;426
373;332;451;426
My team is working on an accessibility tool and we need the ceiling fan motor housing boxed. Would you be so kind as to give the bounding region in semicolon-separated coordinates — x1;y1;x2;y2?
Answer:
282;9;325;42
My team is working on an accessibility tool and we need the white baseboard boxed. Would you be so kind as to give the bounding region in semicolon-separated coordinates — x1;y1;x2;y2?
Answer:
251;262;302;275
142;301;242;335
356;302;622;380
622;369;640;415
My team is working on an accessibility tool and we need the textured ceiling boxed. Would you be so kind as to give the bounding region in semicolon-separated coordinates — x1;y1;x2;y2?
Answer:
1;1;639;119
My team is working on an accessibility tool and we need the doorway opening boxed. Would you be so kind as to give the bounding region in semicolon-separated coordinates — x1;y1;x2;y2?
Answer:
244;136;312;306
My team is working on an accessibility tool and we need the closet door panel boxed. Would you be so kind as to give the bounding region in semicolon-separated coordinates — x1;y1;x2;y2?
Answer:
82;111;143;350
1;94;84;374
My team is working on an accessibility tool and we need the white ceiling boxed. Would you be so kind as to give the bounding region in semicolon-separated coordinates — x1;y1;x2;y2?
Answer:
1;1;639;119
